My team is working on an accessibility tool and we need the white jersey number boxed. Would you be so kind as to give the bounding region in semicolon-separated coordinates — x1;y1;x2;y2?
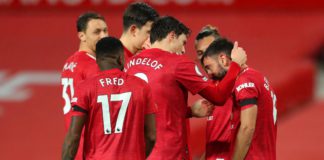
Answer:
97;92;132;134
271;91;277;125
61;78;74;115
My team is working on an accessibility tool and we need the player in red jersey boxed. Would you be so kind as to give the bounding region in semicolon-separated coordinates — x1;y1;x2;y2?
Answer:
125;16;247;160
60;12;108;160
201;38;277;160
119;2;159;63
62;37;157;160
194;25;233;160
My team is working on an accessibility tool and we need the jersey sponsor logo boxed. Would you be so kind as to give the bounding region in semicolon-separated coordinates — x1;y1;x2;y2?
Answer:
63;62;77;72
236;82;255;92
99;77;124;87
126;58;163;71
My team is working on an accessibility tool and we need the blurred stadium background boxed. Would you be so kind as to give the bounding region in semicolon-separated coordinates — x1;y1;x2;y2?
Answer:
0;0;324;159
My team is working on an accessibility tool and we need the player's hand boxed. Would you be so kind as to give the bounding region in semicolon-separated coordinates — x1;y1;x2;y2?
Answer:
231;41;247;66
191;99;214;118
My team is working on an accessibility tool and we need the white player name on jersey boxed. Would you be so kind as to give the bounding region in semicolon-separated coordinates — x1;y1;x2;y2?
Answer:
63;62;77;72
99;77;124;87
236;82;255;92
126;58;163;70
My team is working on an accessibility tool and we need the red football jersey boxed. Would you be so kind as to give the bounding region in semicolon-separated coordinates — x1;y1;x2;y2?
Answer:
71;69;156;160
206;99;233;160
230;68;277;160
61;51;99;160
123;46;134;64
125;48;210;160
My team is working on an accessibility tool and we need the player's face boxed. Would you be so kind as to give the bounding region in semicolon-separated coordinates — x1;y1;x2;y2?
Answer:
82;19;108;53
170;34;187;54
134;21;154;51
203;56;227;80
195;36;216;62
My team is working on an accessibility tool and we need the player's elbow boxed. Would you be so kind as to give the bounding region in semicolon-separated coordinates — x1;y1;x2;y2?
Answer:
241;124;255;136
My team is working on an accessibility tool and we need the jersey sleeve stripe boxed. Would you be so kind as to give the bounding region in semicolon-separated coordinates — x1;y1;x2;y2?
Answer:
239;98;257;107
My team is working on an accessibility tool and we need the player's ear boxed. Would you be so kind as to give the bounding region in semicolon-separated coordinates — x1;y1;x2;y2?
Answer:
220;53;231;67
218;53;225;65
78;32;86;42
168;31;176;42
129;25;137;37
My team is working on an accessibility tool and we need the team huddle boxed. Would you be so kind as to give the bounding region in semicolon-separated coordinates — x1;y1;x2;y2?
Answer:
61;2;277;160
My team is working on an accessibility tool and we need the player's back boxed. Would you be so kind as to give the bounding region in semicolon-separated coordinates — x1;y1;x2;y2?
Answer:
77;69;154;160
126;48;209;160
232;68;277;160
61;51;99;160
206;97;233;160
61;51;99;129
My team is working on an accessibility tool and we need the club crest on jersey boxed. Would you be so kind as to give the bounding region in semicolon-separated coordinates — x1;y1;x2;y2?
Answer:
63;62;77;72
236;82;255;92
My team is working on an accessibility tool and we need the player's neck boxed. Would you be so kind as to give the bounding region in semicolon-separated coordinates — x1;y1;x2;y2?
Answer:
151;42;172;53
120;33;137;54
79;44;95;57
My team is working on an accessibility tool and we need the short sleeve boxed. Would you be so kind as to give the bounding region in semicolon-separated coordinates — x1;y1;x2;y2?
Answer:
175;58;209;95
143;84;157;114
71;81;91;115
234;76;259;110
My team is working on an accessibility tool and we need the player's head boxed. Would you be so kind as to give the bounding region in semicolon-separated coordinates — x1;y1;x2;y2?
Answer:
201;38;233;80
150;16;191;54
122;2;159;51
77;12;108;54
96;37;124;71
195;25;221;62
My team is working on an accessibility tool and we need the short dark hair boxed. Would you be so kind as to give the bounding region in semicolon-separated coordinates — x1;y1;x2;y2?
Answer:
150;16;191;44
201;38;233;64
123;2;159;31
195;25;221;41
77;12;105;32
96;37;124;59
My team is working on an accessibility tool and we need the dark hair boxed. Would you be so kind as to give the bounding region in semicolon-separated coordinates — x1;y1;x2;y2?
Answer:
123;2;159;31
201;38;233;64
195;25;221;41
96;37;124;59
77;12;105;32
150;16;191;44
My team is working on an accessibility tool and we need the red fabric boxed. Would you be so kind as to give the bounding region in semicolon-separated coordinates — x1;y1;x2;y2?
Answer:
125;48;209;160
199;62;241;105
71;69;156;159
61;51;99;160
230;68;277;160
205;99;233;160
123;46;135;66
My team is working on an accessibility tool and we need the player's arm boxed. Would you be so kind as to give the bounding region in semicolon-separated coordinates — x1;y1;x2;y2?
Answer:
198;62;241;105
199;152;206;160
143;84;157;157
144;113;156;157
62;109;87;160
232;104;257;160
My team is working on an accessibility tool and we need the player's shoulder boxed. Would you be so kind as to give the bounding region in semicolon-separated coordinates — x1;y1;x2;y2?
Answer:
235;67;264;87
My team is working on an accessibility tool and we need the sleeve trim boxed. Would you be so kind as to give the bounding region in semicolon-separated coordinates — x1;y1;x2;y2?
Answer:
73;105;88;114
239;98;257;107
